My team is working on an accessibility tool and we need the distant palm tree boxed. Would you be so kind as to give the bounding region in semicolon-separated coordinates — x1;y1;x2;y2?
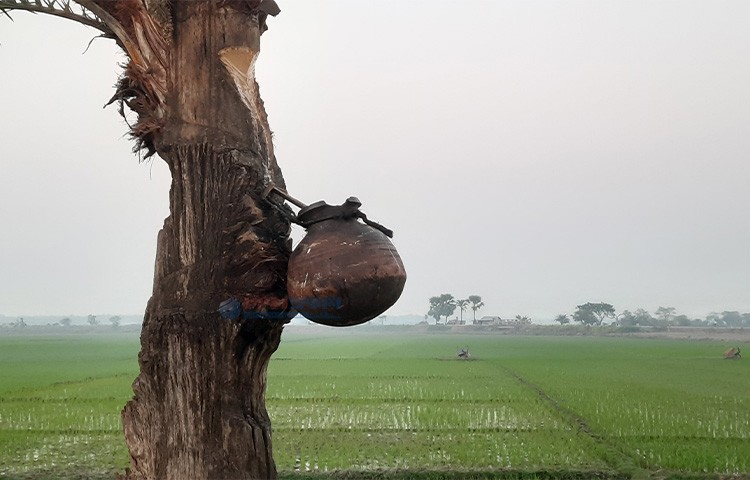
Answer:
456;299;469;324
468;295;484;323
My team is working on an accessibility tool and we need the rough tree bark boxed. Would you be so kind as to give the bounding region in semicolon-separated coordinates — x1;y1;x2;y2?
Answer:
120;4;291;479
1;1;291;478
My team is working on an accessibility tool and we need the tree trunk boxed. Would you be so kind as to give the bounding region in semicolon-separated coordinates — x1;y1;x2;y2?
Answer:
121;3;291;479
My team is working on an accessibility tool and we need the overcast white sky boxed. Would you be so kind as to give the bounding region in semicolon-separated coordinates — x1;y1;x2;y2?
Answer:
1;0;749;320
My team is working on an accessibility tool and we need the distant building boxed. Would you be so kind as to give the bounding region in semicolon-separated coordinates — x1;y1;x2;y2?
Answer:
476;315;503;326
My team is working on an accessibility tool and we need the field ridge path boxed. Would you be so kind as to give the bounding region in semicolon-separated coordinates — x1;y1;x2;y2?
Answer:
501;365;650;480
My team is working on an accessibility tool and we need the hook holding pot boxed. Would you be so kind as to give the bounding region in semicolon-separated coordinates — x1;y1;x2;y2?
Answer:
262;185;394;237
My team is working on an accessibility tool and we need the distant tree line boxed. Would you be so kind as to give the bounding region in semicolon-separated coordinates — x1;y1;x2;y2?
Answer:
4;315;124;328
427;294;484;324
426;294;539;326
555;303;750;328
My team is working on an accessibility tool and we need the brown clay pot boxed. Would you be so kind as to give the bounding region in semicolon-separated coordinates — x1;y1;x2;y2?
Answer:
287;200;406;326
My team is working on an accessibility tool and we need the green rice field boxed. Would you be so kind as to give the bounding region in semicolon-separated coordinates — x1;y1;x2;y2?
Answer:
0;330;748;479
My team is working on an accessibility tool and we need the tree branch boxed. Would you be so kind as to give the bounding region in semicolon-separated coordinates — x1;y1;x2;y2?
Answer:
0;0;112;35
2;0;169;159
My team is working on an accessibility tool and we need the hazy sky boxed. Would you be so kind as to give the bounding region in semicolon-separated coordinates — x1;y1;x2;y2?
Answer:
1;1;749;320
